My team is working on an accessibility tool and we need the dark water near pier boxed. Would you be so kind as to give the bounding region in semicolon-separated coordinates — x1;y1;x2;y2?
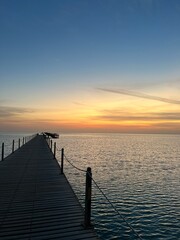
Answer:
0;133;180;239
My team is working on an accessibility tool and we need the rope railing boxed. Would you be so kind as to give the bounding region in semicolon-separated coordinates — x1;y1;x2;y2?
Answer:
55;147;86;204
0;133;37;161
91;175;143;240
56;147;143;239
3;141;15;158
64;153;86;173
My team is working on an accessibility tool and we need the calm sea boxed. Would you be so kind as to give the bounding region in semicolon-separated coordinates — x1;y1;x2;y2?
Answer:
0;133;180;240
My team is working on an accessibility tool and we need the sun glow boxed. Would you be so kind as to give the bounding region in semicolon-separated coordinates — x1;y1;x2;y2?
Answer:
0;81;180;133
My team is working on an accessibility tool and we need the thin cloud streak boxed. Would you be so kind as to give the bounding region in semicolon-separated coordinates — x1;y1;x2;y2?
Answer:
92;109;180;122
93;114;180;121
0;105;65;119
97;88;180;105
0;106;35;118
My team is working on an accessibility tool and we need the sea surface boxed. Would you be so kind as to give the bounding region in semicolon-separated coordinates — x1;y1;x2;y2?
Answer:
0;133;180;240
0;133;31;158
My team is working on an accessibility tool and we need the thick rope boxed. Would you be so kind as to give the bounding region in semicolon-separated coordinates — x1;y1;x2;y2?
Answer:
64;153;86;173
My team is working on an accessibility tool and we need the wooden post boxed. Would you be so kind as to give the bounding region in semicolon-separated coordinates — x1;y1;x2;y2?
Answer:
84;167;92;228
18;138;20;148
50;140;53;151
48;138;50;147
61;148;64;174
1;142;4;161
54;142;56;159
12;140;15;153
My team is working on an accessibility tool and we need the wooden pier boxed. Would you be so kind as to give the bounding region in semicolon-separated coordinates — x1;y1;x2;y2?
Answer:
0;135;99;240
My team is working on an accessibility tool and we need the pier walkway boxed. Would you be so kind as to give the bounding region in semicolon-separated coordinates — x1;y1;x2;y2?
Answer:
0;135;99;240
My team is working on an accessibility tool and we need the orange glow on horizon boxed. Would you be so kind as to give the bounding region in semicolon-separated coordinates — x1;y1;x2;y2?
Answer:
0;87;180;134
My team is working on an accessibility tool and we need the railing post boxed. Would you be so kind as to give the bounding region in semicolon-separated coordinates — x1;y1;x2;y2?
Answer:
12;140;15;153
1;142;4;161
18;138;20;148
54;142;56;159
50;140;53;151
61;148;64;174
47;138;50;147
84;167;92;228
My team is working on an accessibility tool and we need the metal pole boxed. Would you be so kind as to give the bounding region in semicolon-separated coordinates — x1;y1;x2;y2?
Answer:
54;142;56;159
12;140;15;153
18;138;20;148
1;142;4;161
84;167;92;228
61;148;64;174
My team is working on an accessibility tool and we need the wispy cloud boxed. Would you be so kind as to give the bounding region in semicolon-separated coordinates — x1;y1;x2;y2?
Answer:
0;106;34;118
97;88;180;105
92;111;180;122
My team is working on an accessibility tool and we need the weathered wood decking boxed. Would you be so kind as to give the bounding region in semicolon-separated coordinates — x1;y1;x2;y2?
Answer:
0;135;99;240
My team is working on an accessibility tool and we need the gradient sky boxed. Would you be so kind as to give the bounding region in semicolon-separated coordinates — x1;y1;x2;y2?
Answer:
0;0;180;133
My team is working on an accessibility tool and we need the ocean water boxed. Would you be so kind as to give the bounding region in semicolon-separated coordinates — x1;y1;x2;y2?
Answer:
0;133;30;158
0;133;180;239
55;133;180;240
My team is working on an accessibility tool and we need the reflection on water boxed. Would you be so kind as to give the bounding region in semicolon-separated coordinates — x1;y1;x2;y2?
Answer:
55;134;180;240
0;133;179;239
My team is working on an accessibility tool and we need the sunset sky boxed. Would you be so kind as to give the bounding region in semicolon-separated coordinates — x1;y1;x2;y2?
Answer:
0;0;180;133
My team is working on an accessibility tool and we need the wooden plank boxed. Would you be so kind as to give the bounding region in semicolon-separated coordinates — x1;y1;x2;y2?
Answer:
0;135;99;240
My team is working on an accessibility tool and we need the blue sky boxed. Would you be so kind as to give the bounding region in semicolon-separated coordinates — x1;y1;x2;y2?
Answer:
0;0;180;133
